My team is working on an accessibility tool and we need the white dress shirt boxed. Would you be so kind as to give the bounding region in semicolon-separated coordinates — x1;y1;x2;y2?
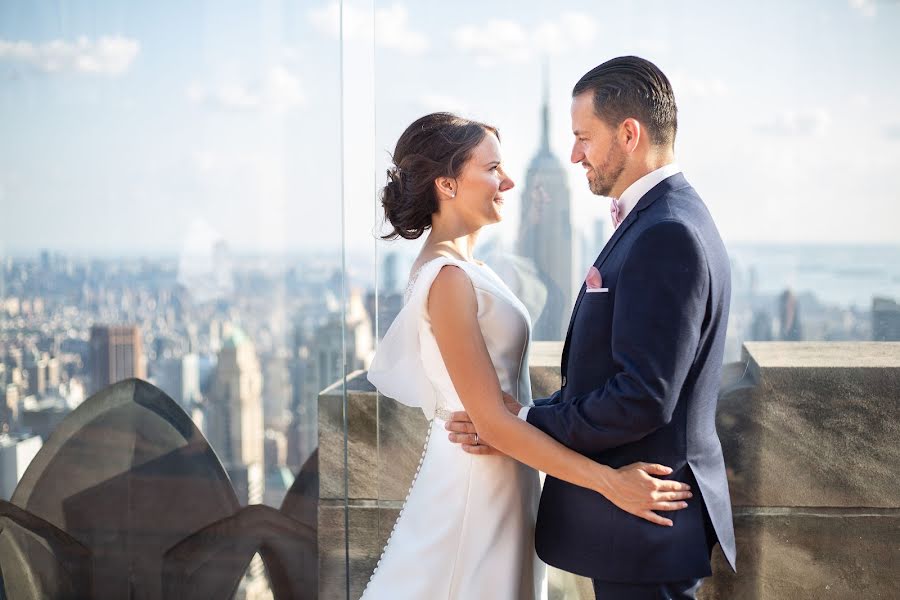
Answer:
517;163;682;422
616;162;682;223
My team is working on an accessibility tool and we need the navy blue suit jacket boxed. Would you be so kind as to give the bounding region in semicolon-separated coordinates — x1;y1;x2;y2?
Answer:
526;173;737;583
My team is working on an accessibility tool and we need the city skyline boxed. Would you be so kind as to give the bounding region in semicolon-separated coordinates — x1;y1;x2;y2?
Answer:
1;0;899;259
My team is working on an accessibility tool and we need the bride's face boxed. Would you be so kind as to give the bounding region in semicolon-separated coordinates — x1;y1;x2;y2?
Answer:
452;134;515;228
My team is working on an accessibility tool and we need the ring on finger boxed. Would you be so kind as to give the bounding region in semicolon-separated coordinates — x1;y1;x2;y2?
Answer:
474;433;479;446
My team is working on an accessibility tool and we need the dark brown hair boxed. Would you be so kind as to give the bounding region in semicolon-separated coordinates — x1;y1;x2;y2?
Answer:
572;56;678;147
381;112;499;240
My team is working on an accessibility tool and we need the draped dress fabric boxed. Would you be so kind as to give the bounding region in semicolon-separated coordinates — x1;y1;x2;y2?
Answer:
363;256;544;599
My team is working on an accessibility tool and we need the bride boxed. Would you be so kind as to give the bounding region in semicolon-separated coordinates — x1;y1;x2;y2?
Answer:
363;113;692;599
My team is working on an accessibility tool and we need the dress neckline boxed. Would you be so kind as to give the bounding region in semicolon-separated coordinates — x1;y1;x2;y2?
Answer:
403;256;485;302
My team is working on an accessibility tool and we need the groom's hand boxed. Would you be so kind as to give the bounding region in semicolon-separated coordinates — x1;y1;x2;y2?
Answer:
605;463;693;527
445;392;520;456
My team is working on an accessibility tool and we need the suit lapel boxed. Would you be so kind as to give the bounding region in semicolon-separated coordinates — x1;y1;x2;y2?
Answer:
559;212;639;378
559;173;690;378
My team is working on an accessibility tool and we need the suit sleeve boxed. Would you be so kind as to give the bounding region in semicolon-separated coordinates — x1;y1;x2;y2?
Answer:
526;219;710;454
532;390;562;408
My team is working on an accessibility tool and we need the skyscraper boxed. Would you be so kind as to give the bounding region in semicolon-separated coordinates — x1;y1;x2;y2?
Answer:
287;290;374;471
151;353;200;410
873;297;900;341
89;325;145;394
517;71;573;340
366;251;404;340
207;327;265;506
312;289;373;394
24;349;47;398
0;432;43;500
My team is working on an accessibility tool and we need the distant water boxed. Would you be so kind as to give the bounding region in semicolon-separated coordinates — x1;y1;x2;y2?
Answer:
727;244;900;309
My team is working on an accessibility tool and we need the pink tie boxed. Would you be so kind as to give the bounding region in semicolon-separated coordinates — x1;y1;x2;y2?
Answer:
610;197;622;228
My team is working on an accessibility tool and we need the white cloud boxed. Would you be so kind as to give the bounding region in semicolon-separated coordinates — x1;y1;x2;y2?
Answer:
757;109;831;137
376;4;428;54
633;38;672;56
309;2;361;38
187;65;305;113
885;124;900;140
453;12;598;67
281;45;302;64
849;0;877;17
308;2;428;55
419;93;471;115
0;35;139;76
455;20;529;67
669;72;731;99
191;150;218;173
850;93;871;108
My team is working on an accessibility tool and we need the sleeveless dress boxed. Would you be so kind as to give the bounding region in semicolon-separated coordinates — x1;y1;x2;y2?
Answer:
363;256;544;599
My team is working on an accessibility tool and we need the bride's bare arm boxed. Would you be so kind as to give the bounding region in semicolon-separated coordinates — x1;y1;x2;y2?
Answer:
429;266;691;527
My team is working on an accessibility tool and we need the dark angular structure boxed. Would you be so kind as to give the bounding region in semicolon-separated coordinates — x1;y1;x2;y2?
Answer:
0;378;317;599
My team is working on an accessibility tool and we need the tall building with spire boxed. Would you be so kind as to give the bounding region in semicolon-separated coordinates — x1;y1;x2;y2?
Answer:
517;70;574;340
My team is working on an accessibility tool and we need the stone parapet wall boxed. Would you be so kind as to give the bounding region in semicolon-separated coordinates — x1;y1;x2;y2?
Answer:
318;342;900;599
702;342;900;599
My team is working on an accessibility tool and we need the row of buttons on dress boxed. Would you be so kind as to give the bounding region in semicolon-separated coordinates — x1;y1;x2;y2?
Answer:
361;421;435;596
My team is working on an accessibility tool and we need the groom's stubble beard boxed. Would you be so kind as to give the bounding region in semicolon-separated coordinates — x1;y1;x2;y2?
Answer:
588;141;627;197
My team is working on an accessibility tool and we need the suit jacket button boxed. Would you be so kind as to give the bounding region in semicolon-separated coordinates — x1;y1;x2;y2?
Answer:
561;376;567;387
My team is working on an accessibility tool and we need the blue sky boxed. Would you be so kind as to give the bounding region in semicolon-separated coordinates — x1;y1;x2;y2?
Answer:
1;0;898;258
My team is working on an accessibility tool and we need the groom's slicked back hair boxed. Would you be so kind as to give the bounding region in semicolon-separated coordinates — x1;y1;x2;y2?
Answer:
573;56;677;147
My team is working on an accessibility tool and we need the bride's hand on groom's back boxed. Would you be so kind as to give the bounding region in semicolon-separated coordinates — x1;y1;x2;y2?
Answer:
604;463;693;527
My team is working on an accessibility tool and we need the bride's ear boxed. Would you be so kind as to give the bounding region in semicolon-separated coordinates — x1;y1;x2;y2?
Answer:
434;176;457;200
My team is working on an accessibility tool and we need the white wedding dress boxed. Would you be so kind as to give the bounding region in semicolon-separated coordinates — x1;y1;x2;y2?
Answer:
363;256;544;599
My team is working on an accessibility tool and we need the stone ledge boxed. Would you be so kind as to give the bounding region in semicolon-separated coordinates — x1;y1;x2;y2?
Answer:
743;341;900;369
719;342;900;508
700;511;900;600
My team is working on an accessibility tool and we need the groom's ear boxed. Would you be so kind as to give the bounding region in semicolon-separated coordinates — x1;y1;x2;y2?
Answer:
620;118;642;153
434;176;456;200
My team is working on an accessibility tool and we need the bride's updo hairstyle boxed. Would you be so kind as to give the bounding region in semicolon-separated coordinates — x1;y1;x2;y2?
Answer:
381;112;499;240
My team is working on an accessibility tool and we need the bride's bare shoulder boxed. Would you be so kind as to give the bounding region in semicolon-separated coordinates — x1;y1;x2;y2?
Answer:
409;252;458;279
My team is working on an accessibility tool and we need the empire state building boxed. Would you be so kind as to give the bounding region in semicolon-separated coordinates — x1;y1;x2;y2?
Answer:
517;79;573;340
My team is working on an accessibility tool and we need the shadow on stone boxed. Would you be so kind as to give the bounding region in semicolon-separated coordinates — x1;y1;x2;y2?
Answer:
281;448;318;531
9;378;240;598
0;500;91;600
162;504;316;600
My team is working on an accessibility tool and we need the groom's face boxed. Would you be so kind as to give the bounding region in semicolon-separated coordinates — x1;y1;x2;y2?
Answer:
570;91;627;197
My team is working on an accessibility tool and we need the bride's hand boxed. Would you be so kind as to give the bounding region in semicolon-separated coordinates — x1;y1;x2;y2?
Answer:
445;391;520;456
602;463;693;527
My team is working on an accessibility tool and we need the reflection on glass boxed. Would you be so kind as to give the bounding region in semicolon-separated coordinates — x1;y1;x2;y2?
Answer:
1;0;343;597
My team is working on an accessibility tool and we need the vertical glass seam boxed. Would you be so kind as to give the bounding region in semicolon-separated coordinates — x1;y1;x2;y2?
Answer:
339;1;351;598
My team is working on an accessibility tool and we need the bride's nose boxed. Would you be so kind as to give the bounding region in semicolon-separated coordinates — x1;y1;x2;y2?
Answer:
500;176;515;192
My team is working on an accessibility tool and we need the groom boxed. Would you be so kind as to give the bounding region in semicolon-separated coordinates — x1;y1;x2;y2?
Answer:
447;56;736;598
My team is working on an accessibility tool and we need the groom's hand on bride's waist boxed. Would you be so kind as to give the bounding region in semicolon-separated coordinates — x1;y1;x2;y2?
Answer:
444;392;521;456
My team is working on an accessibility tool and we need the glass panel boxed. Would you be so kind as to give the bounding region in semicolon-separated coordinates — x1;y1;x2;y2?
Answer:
338;0;378;598
0;1;342;598
361;2;899;600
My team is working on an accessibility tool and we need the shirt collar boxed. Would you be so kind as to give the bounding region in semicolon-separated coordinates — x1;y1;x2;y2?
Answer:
616;162;682;222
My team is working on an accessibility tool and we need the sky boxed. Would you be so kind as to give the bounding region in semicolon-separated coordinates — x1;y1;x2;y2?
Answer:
1;0;899;260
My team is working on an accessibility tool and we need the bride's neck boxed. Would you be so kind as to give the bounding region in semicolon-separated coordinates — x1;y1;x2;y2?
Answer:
423;228;480;263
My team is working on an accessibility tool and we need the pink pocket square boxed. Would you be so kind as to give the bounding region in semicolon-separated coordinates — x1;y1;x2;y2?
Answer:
585;266;608;292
